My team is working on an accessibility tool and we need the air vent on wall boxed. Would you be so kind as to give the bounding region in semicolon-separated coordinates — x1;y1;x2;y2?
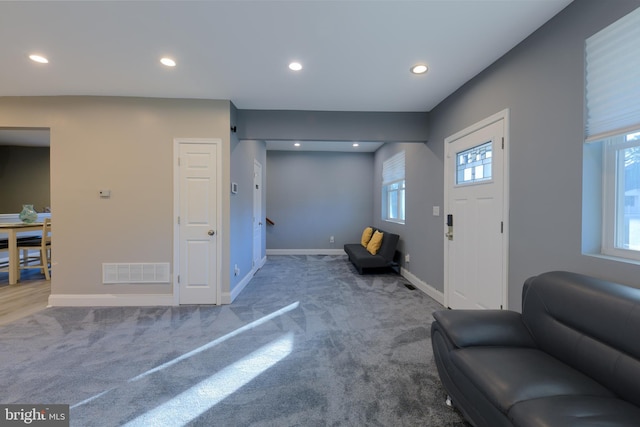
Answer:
102;263;170;284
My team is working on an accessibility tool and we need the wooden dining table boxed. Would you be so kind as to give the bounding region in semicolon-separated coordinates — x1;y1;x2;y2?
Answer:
0;222;44;285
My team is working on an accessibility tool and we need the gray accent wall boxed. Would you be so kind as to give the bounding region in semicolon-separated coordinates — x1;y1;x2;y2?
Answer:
266;151;374;250
425;0;640;309
230;103;267;292
373;142;443;287
238;110;429;142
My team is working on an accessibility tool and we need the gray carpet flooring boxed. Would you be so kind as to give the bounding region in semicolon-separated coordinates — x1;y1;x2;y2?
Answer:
0;255;467;426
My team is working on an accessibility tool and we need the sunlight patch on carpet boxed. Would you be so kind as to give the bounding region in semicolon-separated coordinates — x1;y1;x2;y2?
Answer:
71;301;300;410
129;301;299;382
123;333;294;426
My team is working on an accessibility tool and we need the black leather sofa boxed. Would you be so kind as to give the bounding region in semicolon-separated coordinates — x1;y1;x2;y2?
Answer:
344;228;399;274
431;271;640;427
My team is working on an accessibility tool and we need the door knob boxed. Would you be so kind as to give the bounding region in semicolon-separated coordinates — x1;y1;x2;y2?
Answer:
208;230;215;236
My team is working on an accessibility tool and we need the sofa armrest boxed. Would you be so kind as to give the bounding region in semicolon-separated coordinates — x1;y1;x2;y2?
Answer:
433;310;537;348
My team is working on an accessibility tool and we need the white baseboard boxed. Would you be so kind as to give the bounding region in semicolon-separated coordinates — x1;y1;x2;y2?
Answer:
400;267;445;306
48;293;175;307
266;249;346;256
225;256;267;304
220;293;231;305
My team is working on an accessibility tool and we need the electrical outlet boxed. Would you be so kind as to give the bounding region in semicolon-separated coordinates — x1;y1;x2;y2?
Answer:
234;264;239;276
405;254;410;263
330;236;335;243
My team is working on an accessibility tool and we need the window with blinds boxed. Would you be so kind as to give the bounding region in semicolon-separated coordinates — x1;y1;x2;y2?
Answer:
382;151;405;223
585;7;640;142
584;7;640;261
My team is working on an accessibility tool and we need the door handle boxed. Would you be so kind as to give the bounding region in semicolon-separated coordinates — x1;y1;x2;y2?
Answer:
208;230;215;236
259;222;263;226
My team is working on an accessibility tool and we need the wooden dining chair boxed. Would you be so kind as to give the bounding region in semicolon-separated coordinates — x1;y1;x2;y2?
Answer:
17;218;52;280
0;238;9;271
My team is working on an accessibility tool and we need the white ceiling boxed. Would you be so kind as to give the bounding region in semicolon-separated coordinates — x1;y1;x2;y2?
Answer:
0;0;573;148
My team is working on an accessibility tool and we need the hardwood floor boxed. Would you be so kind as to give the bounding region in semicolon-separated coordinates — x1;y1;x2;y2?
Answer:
0;271;50;326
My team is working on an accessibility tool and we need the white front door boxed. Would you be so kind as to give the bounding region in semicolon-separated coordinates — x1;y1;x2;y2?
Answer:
444;111;508;309
174;139;221;305
253;160;263;270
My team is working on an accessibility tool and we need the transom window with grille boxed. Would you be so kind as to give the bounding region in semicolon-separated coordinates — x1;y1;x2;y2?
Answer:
382;151;405;223
456;141;492;185
583;7;640;261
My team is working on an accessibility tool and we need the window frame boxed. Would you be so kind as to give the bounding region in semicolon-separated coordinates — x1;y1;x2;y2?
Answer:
383;178;405;224
601;132;640;261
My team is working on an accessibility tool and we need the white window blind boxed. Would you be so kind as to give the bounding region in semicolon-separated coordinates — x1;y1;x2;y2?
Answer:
382;151;405;184
585;7;640;142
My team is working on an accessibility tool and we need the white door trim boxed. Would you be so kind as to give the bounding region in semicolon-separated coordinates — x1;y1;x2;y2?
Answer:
173;138;223;305
443;109;510;309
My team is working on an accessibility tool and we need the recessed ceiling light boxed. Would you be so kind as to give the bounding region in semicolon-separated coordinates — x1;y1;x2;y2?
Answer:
29;54;49;64
160;57;176;67
353;143;360;147
289;62;303;71
294;142;301;147
411;64;428;74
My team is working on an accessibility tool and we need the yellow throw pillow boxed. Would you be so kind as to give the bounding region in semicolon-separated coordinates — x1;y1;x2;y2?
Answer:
360;227;374;247
366;230;384;255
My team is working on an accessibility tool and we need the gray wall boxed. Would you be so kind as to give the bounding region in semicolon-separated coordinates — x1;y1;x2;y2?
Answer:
238;110;429;142
230;103;267;290
425;0;640;309
266;151;374;250
373;142;444;287
229;140;266;287
0;145;50;213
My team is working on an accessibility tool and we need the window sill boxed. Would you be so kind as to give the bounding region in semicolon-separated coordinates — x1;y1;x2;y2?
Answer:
583;252;640;267
383;219;405;225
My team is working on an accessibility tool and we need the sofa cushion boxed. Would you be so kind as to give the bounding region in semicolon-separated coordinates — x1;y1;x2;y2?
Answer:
508;396;640;427
344;244;390;269
366;230;384;255
451;347;613;414
360;227;373;247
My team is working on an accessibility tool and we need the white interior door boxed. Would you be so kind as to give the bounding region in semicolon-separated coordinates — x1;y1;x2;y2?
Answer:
253;160;263;270
175;139;220;305
444;111;508;309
